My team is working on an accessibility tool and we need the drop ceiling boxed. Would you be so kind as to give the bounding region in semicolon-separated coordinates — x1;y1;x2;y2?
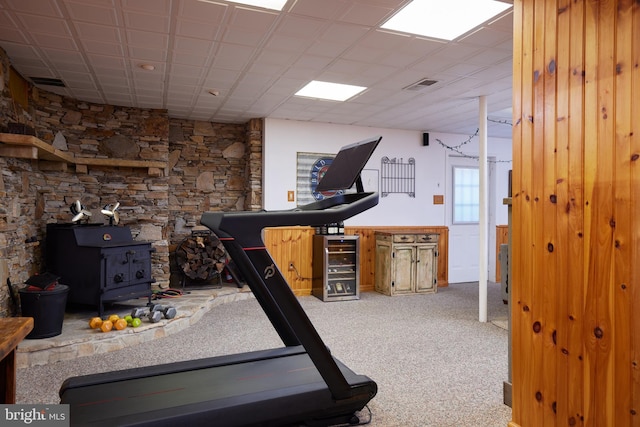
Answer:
0;0;515;138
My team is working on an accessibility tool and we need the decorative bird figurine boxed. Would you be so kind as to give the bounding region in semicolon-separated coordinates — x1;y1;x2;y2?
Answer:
101;202;120;226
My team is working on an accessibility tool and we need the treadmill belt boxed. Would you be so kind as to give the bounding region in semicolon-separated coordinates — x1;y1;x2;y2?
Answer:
61;352;372;426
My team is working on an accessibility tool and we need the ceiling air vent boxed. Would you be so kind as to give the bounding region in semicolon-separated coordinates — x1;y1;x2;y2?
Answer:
29;77;66;87
403;78;438;91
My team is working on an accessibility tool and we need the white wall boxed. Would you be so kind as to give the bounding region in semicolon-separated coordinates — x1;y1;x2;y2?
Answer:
264;118;512;228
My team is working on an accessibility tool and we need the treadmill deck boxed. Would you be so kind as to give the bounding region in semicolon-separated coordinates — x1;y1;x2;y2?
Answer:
60;346;376;427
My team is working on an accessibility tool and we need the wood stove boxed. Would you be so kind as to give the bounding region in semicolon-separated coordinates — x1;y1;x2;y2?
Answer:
45;224;154;316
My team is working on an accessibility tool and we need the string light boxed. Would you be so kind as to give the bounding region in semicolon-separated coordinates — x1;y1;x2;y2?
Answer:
488;117;513;126
435;127;512;163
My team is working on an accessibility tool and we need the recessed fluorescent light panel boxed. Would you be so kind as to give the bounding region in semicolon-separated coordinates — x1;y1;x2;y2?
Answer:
222;0;288;11
295;81;367;102
381;0;511;41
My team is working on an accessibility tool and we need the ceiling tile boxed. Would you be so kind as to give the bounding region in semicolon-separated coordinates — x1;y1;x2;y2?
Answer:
175;18;220;40
340;3;395;26
203;68;240;86
459;26;511;48
81;40;124;55
289;0;350;20
17;66;57;79
228;6;279;32
178;0;228;23
87;53;126;69
15;14;72;37
122;0;171;14
64;1;119;26
74;22;122;42
275;15;326;39
126;29;169;49
15;57;51;71
173;36;215;55
101;84;131;94
4;0;64;17
0;27;28;44
172;51;210;67
264;34;313;52
123;11;170;33
341;44;387;63
221;27;267;46
319;22;368;45
212;43;255;70
127;46;167;62
29;33;78;50
167;73;201;86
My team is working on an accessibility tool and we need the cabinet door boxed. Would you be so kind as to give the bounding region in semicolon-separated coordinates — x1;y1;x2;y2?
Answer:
375;242;392;295
415;245;437;293
392;246;414;294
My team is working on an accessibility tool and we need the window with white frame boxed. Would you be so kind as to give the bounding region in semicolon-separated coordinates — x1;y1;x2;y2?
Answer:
452;166;479;224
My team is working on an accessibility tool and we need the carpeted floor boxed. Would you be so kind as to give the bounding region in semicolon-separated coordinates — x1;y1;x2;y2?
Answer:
16;281;511;427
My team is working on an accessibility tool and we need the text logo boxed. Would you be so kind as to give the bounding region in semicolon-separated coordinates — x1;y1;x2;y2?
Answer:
1;405;69;426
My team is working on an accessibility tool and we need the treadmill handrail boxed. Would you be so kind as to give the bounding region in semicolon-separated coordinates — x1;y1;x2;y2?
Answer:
201;192;378;247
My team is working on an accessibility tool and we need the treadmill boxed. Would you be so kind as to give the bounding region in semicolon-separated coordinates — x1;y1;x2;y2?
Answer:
59;135;382;427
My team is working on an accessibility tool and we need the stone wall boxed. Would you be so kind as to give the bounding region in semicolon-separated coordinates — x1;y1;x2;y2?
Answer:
0;49;263;317
167;118;253;285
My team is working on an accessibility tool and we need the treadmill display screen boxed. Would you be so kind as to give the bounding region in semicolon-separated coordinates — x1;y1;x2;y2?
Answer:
314;136;382;192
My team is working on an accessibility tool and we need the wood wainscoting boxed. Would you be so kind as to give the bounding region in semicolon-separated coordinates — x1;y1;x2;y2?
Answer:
263;226;315;296
264;225;449;296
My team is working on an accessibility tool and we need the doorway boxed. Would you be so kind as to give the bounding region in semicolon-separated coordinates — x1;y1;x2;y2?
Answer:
446;155;496;283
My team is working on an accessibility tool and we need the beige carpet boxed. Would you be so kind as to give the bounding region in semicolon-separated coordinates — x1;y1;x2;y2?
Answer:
17;281;511;427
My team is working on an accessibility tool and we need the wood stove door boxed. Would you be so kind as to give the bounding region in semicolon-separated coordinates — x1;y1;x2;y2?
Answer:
102;249;132;289
102;245;153;290
129;245;153;284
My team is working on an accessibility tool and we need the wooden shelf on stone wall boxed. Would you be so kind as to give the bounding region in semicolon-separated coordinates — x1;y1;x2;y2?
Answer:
0;133;166;175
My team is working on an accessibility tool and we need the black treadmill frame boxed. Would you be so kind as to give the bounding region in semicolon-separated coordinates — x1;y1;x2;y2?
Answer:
59;136;382;427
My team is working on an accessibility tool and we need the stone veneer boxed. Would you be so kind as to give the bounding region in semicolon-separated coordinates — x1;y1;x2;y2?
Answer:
0;49;263;317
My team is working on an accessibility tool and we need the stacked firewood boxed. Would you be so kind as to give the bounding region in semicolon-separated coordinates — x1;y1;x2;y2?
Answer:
176;232;227;281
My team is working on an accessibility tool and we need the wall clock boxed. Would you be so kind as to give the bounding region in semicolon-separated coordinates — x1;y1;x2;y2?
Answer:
296;152;336;206
310;156;343;201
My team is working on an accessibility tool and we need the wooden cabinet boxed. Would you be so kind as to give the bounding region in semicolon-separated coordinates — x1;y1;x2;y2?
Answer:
374;232;438;296
312;235;359;301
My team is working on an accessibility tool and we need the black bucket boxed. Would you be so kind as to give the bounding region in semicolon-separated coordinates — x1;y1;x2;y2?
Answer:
19;284;69;339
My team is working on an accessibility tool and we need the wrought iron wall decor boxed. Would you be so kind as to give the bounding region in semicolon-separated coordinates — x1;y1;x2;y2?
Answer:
381;156;415;197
